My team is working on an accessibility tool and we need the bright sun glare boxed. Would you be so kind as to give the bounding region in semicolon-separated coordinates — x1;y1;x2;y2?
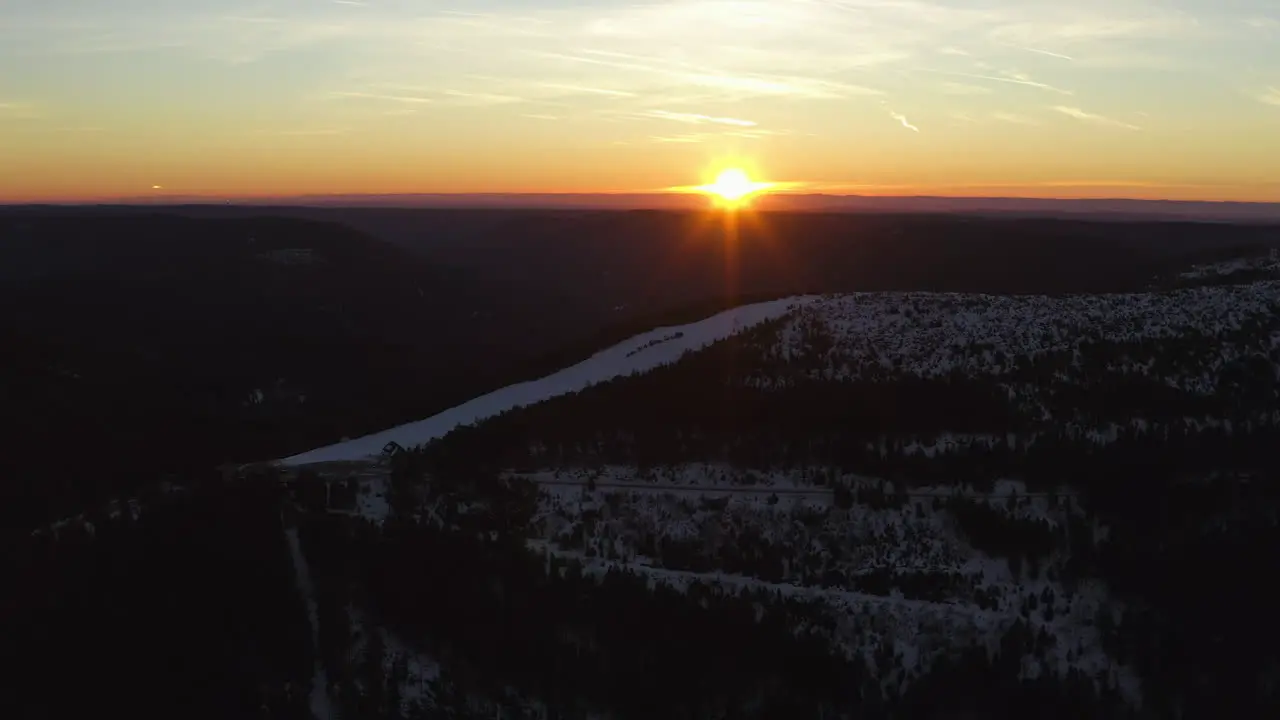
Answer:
699;168;772;208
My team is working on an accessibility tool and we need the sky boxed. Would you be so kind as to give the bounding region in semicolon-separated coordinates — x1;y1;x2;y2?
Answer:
1;0;1278;202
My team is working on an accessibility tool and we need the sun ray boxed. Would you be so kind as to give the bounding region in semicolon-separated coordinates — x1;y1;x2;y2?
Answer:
657;163;799;307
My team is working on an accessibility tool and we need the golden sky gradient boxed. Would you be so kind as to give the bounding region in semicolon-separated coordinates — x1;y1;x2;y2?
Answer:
2;1;1278;202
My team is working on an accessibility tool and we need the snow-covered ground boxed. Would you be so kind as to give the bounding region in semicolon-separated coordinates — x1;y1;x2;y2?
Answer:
523;469;1141;705
290;459;1140;706
279;296;817;465
771;281;1280;383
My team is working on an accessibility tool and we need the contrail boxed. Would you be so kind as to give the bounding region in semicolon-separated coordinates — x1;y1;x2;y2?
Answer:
891;111;920;132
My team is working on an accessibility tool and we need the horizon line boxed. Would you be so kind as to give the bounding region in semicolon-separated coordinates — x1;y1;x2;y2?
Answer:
5;192;1280;205
6;194;1280;224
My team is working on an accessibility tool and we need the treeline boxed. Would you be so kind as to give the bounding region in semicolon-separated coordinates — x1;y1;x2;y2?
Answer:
414;326;1280;503
1;479;314;718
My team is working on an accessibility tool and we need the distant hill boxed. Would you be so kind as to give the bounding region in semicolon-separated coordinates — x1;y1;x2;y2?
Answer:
0;214;513;528
24;193;1280;222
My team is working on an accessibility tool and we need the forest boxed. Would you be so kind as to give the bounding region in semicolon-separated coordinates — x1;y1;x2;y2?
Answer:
5;355;1277;717
381;295;1280;718
370;415;1275;718
1;477;315;718
5;450;1272;718
410;312;1280;498
282;457;1139;719
5;208;1280;530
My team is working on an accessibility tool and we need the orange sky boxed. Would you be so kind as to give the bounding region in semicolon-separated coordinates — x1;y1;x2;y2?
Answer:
3;1;1279;203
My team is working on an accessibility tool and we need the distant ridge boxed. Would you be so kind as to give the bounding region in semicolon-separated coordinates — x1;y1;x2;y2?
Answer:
5;193;1280;223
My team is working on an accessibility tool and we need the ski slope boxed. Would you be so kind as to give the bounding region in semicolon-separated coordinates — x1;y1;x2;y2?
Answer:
278;296;817;466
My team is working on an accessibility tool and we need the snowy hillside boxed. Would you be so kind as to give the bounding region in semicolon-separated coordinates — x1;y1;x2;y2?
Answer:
279;296;816;465
773;281;1280;383
274;269;1280;718
284;275;1280;469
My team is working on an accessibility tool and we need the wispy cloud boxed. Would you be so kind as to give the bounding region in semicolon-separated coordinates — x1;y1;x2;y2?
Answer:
1;0;1221;111
535;50;880;100
0;101;41;119
263;128;348;136
991;111;1038;125
1051;106;1141;130
6;123;105;134
0;1;1216;70
889;111;920;132
326;91;433;104
989;10;1202;45
1068;50;1182;70
918;68;1071;94
949;110;1038;126
647;129;788;143
941;82;994;95
650;134;705;144
537;83;636;98
642;110;758;127
1005;45;1074;62
999;69;1072;92
440;90;525;106
6;0;1275;178
728;128;790;138
679;72;850;99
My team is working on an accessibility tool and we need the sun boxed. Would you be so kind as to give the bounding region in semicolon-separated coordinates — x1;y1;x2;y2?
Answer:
708;168;754;201
698;168;772;209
